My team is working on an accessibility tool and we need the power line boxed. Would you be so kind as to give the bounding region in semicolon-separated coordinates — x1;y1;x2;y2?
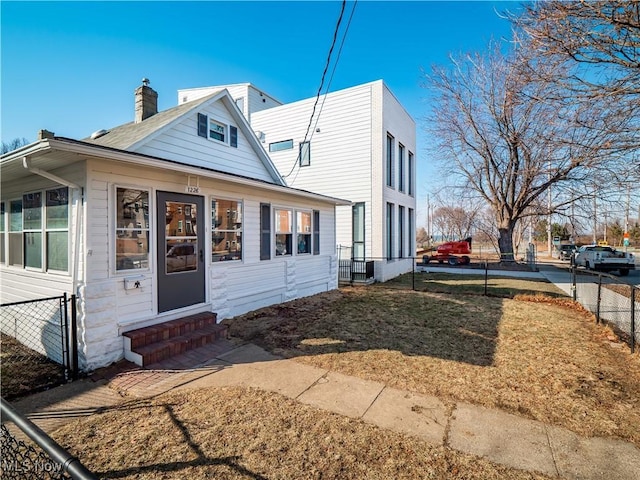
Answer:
283;0;356;180
289;0;358;185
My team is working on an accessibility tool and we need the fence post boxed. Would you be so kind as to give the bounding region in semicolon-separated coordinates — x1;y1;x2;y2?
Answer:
631;287;636;354
62;293;71;382
70;294;79;379
412;257;415;291
484;261;488;296
596;274;602;324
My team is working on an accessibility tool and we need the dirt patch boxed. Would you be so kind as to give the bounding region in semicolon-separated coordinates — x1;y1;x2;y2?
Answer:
225;285;640;446
0;333;66;400
52;387;553;480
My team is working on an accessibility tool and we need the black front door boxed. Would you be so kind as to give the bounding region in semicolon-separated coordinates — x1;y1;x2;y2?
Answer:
157;191;205;313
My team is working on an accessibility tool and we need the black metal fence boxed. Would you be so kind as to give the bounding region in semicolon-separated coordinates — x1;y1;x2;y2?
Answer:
1;397;97;479
1;294;79;396
570;268;639;353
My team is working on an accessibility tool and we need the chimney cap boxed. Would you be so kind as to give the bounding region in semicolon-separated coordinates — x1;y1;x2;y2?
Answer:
142;78;150;86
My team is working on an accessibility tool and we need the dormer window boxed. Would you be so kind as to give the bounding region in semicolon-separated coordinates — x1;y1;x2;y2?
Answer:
197;112;238;147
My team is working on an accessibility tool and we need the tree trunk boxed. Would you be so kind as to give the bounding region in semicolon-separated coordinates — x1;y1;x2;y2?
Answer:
498;226;515;262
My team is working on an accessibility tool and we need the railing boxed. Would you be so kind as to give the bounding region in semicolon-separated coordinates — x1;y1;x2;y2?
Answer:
1;397;97;479
1;294;79;399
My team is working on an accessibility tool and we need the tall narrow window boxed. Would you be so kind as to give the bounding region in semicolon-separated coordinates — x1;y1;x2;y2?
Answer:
299;141;310;167
408;151;415;197
398;206;405;259
212;199;242;262
386;202;394;260
408;208;415;258
230;125;238;148
275;209;292;256
386;134;394;188
8;200;22;266
0;202;4;264
260;203;271;260
115;187;150;271
353;202;365;260
46;187;69;272
313;210;320;255
23;192;42;269
398;144;405;192
297;211;311;254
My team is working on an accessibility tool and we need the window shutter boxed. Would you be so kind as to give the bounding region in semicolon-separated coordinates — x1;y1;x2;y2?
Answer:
313;210;320;255
197;113;207;138
230;125;238;148
260;203;271;260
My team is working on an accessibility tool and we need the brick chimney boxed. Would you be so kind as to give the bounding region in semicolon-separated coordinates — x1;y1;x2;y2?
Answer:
38;129;55;140
134;78;158;123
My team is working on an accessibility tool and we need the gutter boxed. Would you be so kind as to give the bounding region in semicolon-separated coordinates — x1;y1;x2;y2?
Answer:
22;157;84;296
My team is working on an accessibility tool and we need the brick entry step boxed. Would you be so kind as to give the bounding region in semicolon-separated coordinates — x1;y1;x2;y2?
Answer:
123;312;227;366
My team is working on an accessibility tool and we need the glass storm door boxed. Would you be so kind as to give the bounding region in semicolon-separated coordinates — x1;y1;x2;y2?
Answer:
157;191;205;313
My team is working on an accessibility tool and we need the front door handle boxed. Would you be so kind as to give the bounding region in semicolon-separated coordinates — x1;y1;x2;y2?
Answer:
199;250;203;262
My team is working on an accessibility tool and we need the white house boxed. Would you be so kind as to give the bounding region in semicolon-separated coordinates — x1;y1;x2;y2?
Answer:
179;80;417;282
0;81;348;370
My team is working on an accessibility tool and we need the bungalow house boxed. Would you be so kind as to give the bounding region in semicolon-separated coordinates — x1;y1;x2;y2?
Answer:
0;80;348;371
178;80;417;282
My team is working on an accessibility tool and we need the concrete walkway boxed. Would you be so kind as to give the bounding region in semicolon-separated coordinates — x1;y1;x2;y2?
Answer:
10;341;640;480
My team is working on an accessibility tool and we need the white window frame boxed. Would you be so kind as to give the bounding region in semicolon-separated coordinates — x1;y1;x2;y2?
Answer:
296;210;312;255
211;197;243;262
274;208;293;256
114;185;151;273
209;118;227;143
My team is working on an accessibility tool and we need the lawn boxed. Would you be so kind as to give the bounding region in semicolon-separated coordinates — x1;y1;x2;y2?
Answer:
52;387;553;480
44;273;640;478
225;273;640;446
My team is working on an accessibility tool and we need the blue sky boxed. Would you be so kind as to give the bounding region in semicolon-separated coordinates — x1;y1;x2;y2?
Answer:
1;0;520;226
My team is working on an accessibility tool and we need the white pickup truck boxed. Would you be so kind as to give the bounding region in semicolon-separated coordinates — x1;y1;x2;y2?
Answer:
573;245;635;276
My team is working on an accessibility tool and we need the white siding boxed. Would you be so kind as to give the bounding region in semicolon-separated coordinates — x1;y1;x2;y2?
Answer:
251;80;417;282
135;101;275;182
78;158;339;368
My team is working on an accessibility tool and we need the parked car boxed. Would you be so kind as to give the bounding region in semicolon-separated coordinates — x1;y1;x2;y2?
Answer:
573;245;635;276
555;244;577;261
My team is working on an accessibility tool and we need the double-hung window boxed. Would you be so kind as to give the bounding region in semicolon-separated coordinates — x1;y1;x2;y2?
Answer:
275;208;292;256
23;192;43;269
296;211;311;254
212;198;242;262
353;202;365;260
398;205;405;259
9;199;23;266
115;187;150;271
197;113;238;147
46;188;70;271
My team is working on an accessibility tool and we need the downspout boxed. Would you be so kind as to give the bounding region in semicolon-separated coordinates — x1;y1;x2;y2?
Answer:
22;157;83;296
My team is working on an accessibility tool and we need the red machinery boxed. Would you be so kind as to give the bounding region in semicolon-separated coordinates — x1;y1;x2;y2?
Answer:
422;237;472;266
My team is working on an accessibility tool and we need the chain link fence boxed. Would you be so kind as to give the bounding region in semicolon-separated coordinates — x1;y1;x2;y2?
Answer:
1;398;97;479
571;268;638;352
1;295;78;399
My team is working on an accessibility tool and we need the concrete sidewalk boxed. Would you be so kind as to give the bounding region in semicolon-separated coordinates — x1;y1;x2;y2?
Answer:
11;341;640;480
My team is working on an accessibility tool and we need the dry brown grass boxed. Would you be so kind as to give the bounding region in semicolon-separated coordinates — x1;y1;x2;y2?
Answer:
1;333;66;400
52;387;552;480
226;282;640;446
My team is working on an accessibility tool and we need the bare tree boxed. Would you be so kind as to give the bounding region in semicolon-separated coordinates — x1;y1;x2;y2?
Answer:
1;137;30;154
424;40;633;261
515;0;640;173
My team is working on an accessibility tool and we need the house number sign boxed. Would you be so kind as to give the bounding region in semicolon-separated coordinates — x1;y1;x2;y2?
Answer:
185;186;200;194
